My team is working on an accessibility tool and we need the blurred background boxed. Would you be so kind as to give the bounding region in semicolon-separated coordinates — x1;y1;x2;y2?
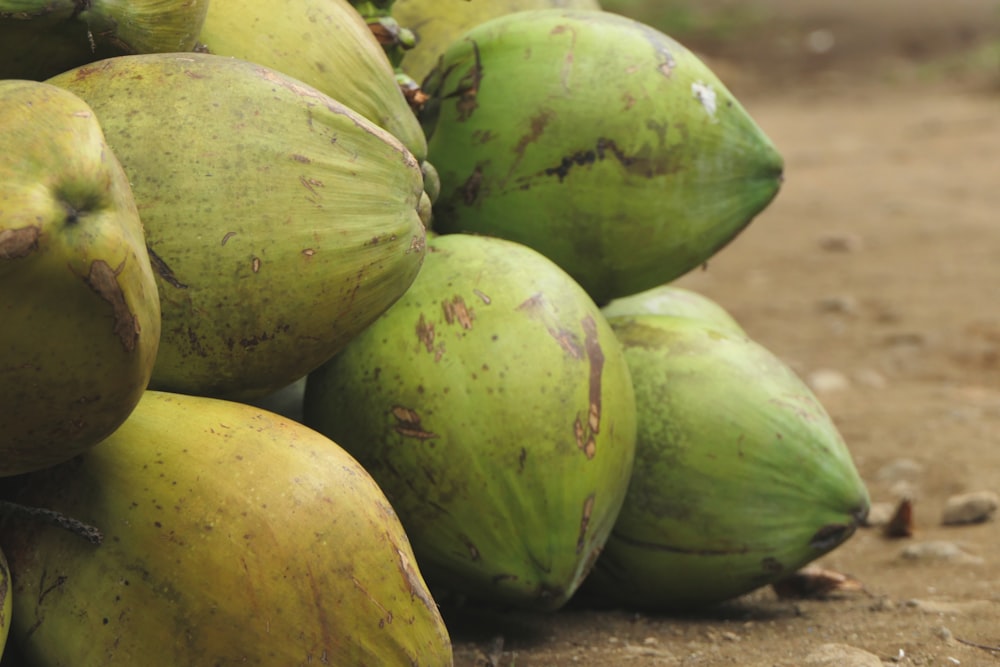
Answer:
602;0;1000;95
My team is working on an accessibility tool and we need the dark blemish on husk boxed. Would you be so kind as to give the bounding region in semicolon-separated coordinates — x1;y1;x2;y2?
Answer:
147;245;188;289
545;146;597;181
291;153;311;164
462;535;481;560
451;39;483;121
85;258;139;353
572;316;603;459
543;137;670;181
461;164;485;206
518;448;527;473
442;295;474;329
37;569;68;606
221;231;236;246
506;109;555;180
188;328;208;357
416;313;435;352
513;109;555;159
576;493;596;554
299;175;324;199
391;405;438;440
239;324;289;351
0;226;40;259
472;128;494;144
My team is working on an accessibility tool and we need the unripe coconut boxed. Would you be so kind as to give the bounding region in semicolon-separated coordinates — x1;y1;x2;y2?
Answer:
582;315;870;609
421;9;783;304
304;233;637;610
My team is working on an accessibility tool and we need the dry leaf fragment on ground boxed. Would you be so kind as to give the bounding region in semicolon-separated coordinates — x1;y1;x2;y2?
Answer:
884;497;915;538
771;565;867;599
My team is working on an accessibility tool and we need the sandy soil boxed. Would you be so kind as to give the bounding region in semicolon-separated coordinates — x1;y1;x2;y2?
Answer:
446;2;1000;665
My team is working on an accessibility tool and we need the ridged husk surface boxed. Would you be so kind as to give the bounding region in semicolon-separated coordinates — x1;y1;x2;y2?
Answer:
196;0;428;162
48;52;428;400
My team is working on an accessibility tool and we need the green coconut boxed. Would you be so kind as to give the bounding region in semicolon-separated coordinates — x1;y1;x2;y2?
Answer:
304;233;637;610
582;315;870;609
421;9;783;304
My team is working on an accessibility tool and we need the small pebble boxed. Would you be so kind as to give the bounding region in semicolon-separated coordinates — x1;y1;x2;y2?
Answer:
805;29;836;55
899;541;983;565
941;491;998;525
807;368;851;394
933;625;955;644
802;642;882;666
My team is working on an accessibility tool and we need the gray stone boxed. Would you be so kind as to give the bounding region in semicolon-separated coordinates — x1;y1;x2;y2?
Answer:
941;491;998;525
900;540;983;565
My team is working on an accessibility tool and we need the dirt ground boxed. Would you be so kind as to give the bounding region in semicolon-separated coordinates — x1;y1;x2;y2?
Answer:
445;2;1000;666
